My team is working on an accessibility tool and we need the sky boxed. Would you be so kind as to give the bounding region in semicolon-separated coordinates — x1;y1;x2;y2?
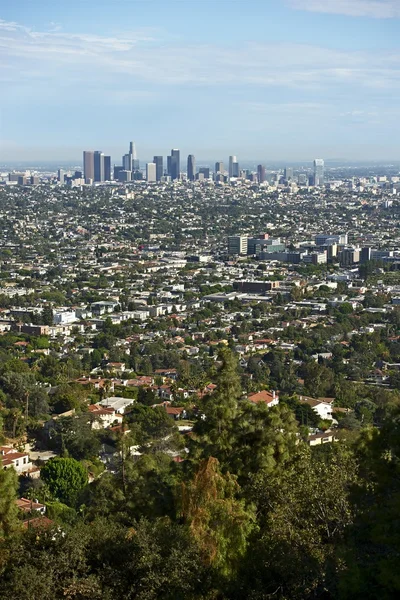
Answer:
1;0;400;163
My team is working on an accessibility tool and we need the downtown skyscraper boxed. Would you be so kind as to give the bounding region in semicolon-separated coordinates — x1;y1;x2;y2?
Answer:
83;151;94;182
313;159;325;186
153;156;163;181
170;149;180;180
229;155;239;178
187;155;196;181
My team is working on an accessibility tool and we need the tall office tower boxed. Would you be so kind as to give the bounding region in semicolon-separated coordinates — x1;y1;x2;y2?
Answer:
284;167;294;181
187;155;196;181
257;164;266;183
57;169;65;183
232;161;239;177
94;151;105;182
167;155;172;176
128;141;139;170
215;161;224;173
229;155;237;178
170;149;180;180
199;167;210;179
123;153;132;172
153;156;163;181
146;162;157;182
83;151;95;182
104;156;111;181
313;159;325;186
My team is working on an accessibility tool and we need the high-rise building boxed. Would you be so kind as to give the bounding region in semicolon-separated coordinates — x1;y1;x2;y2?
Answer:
284;167;294;181
129;141;137;159
153;156;163;181
170;149;180;180
257;164;266;183
215;161;224;174
187;155;196;181
57;169;65;184
314;159;325;186
146;162;157;182
83;151;95;182
94;151;105;182
167;155;172;176
229;155;237;178
104;156;111;181
122;153;132;172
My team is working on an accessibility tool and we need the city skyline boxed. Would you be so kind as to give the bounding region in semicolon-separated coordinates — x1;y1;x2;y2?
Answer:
1;0;400;161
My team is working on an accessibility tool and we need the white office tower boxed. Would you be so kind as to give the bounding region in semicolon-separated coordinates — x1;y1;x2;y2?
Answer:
129;141;137;160
146;162;157;182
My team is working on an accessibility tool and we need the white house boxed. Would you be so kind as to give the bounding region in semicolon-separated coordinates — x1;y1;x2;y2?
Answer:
0;447;33;473
88;404;123;429
99;396;134;414
299;396;334;420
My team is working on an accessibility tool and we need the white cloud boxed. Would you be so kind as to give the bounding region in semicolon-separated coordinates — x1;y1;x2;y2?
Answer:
1;17;400;107
289;0;400;18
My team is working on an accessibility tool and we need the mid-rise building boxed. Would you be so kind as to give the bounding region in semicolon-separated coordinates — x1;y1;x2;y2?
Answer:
228;235;248;255
118;170;132;182
198;167;210;179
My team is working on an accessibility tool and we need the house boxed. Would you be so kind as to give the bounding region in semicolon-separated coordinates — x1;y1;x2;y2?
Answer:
248;390;279;407
165;406;187;420
299;396;334;420
154;368;178;381
307;431;338;446
99;396;134;414
105;361;126;374
0;447;33;473
88;404;123;429
16;497;46;515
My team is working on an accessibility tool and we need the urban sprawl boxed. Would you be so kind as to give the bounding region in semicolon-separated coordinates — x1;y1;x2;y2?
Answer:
0;140;400;597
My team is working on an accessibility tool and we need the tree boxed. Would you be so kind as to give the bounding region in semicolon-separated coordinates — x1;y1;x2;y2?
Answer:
302;361;334;398
241;443;359;599
41;305;54;326
193;350;241;463
41;457;87;506
0;462;20;538
180;457;256;578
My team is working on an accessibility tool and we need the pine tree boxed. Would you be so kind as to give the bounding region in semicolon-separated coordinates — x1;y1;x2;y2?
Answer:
0;463;20;538
180;457;256;578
